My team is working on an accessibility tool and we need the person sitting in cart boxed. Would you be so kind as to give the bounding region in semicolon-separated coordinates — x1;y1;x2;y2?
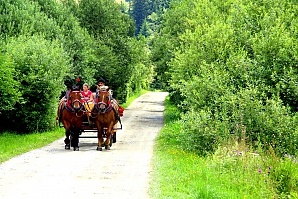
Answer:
81;83;93;102
96;78;112;96
80;83;94;125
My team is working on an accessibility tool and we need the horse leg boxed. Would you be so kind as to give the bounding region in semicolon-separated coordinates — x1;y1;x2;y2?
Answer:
70;126;80;151
62;120;71;150
64;129;70;150
104;125;113;150
96;127;104;151
73;129;80;151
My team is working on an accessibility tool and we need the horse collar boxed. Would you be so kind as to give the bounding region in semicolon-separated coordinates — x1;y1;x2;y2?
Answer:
106;104;113;112
65;101;83;113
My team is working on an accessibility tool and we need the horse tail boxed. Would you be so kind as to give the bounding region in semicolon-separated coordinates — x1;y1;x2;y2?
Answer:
112;107;120;122
57;98;65;127
111;107;122;132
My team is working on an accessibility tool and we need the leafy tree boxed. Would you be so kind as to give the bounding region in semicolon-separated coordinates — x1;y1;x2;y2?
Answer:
76;0;152;101
77;0;134;38
131;0;151;34
32;0;98;84
130;0;172;35
0;0;62;40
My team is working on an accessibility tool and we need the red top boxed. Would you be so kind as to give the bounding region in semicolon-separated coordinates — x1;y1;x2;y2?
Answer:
81;90;93;102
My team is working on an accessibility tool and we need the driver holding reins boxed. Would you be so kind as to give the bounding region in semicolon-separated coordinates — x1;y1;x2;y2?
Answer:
95;77;113;99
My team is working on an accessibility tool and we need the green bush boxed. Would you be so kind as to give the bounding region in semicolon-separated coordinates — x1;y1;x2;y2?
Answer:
0;0;62;40
3;35;69;132
178;109;230;156
0;53;21;112
151;0;298;157
218;88;298;156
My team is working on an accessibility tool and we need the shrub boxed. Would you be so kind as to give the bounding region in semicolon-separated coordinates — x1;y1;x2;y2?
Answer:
178;109;230;156
3;35;69;132
0;53;21;112
215;88;298;156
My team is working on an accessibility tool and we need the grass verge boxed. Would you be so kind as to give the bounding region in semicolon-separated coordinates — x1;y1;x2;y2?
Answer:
0;128;64;163
150;97;298;199
121;89;147;108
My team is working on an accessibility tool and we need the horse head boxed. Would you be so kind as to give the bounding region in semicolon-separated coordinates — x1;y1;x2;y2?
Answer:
68;90;83;112
95;89;111;113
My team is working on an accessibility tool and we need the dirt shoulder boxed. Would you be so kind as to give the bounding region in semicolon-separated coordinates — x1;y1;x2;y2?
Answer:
0;91;168;199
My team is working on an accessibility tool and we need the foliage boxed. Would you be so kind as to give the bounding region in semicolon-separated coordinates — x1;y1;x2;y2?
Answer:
0;0;62;40
150;0;197;90
130;0;151;34
130;0;172;35
77;0;133;37
151;0;298;156
32;0;98;84
2;35;69;132
0;53;21;112
76;0;152;101
125;36;155;98
150;97;298;198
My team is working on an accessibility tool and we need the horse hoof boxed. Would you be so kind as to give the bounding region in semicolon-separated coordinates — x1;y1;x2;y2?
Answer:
74;147;79;151
97;147;102;151
65;144;70;150
105;145;110;150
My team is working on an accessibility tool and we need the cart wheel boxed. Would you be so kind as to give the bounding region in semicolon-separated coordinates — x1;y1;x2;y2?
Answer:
112;132;116;143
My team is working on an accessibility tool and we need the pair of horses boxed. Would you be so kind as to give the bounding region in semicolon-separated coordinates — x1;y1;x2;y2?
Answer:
57;87;120;151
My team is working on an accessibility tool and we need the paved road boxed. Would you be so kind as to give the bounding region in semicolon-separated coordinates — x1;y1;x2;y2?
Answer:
0;92;168;199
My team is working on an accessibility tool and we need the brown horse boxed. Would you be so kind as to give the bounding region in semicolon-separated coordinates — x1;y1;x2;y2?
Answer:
92;88;120;151
57;89;84;151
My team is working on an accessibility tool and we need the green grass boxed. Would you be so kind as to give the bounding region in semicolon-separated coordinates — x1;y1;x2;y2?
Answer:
150;97;298;199
0;128;64;163
121;89;148;108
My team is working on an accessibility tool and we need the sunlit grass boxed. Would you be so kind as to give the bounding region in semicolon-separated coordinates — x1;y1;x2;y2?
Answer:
150;97;298;198
121;89;147;108
0;128;64;163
